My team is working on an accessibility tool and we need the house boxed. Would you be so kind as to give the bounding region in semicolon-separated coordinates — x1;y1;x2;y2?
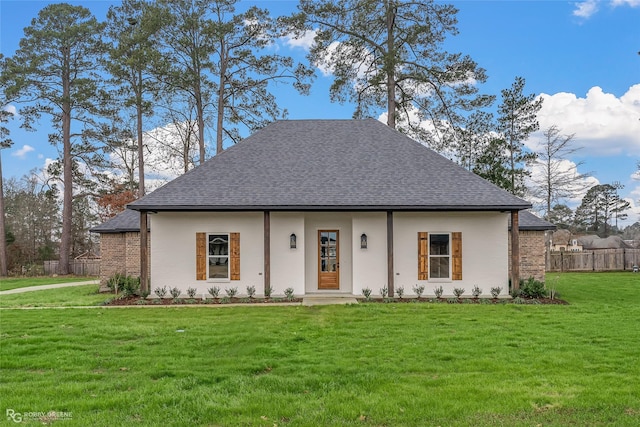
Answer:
509;211;556;282
97;119;536;297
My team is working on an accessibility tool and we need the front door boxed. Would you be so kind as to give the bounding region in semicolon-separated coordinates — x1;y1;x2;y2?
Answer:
318;230;339;290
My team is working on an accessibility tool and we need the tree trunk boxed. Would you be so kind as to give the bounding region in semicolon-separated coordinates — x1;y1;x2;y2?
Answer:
385;1;396;129
58;49;72;275
216;41;227;156
137;69;145;197
195;73;206;165
0;151;7;276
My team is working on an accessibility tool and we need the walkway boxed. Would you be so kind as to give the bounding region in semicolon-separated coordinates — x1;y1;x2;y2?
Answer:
0;280;99;295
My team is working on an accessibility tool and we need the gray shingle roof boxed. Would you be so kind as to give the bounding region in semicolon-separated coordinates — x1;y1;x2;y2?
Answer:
509;210;556;231
90;209;144;234
128;119;531;211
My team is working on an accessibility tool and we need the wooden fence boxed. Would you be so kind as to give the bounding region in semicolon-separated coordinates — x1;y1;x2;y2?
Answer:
547;249;640;272
43;260;101;276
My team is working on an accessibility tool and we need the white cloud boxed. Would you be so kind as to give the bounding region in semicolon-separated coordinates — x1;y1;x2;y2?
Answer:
11;144;35;159
3;104;17;116
533;85;640;157
612;0;640;7
284;29;316;50
573;0;599;18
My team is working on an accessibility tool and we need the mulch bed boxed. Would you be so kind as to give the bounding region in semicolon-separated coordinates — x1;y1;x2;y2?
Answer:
104;296;303;306
357;297;568;305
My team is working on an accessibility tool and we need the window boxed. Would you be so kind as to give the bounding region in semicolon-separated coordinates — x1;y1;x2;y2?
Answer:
429;234;450;279
196;232;240;281
208;234;229;279
418;231;462;281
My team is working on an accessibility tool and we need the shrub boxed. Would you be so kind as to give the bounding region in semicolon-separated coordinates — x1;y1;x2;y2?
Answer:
380;285;388;298
186;287;197;298
170;287;181;299
140;289;150;299
264;285;273;298
106;273;126;293
520;277;547;298
471;285;482;298
284;287;295;301
122;276;140;297
246;285;256;298
413;284;425;298
207;286;220;299
433;285;443;299
154;286;168;298
362;287;372;300
396;286;404;299
453;287;465;298
225;287;238;298
490;287;502;299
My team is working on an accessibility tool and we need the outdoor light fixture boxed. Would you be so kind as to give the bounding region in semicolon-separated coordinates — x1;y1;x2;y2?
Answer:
290;233;297;249
360;233;368;249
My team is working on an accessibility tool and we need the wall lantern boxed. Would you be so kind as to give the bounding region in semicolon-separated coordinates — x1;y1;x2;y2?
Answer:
290;233;297;249
360;233;368;249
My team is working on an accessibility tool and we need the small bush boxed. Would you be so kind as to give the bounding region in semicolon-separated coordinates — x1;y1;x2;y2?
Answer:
490;287;502;299
413;284;425;298
121;276;140;297
106;273;126;293
433;285;443;299
471;285;482;298
453;287;465;298
380;285;388;298
186;287;197;298
170;287;181;299
396;286;404;299
207;286;220;299
284;287;295;301
447;298;458;304
246;285;256;298
362;287;372;300
220;297;230;304
264;285;273;298
154;286;168;298
520;277;547;299
225;287;238;298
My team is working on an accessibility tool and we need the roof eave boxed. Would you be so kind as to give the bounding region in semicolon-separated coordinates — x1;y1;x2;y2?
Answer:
128;204;532;212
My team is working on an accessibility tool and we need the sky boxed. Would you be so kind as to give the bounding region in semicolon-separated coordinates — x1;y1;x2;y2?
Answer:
1;0;640;225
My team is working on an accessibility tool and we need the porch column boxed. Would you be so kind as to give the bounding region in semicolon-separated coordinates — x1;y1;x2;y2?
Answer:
511;210;520;292
140;210;148;294
387;211;394;297
264;211;270;294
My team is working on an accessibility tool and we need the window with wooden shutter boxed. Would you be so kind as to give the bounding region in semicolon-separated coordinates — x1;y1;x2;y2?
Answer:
452;232;462;280
230;232;240;280
418;232;428;280
196;232;206;280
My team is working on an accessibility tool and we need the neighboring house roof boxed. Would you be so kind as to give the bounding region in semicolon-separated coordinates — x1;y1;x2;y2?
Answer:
509;210;556;231
578;235;630;249
90;209;144;234
127;119;531;212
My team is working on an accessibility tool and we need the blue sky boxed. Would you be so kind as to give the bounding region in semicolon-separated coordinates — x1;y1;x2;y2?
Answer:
1;0;640;224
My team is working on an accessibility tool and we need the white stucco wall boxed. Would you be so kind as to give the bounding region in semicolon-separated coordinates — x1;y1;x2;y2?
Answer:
271;213;305;296
352;213;388;296
150;212;264;297
394;211;509;297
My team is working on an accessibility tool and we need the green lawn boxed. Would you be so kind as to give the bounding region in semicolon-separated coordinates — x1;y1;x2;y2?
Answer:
1;272;639;426
0;276;96;291
0;284;107;308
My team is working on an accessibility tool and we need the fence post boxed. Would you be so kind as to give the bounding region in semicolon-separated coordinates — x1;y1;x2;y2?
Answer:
623;249;626;271
560;251;563;273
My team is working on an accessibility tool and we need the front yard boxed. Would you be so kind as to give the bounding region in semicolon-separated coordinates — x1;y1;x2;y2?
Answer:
1;272;639;426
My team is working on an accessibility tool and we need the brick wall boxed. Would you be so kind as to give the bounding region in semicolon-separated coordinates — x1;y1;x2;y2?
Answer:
99;232;149;286
509;230;547;282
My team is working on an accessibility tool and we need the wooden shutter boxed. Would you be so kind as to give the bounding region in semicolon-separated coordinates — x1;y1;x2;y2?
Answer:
230;232;240;280
196;232;206;280
452;232;462;280
418;232;428;280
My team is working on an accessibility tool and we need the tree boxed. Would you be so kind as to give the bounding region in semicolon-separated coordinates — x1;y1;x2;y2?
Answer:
289;0;493;150
547;204;574;231
156;0;217;164
473;137;512;191
495;76;542;196
105;0;164;197
574;184;630;236
0;54;14;276
529;125;591;218
210;2;313;154
3;4;105;274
